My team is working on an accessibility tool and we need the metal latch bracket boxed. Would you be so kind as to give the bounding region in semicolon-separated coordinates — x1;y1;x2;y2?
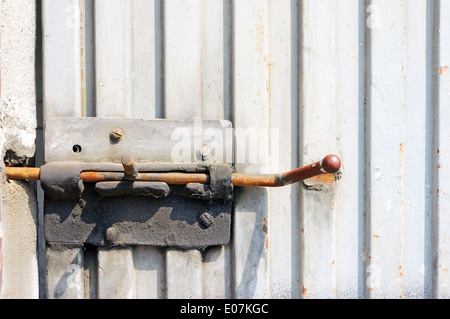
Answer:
41;117;234;250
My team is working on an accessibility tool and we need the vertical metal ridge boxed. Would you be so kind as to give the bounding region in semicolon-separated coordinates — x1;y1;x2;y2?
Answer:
132;246;165;299
230;0;271;298
222;0;233;298
331;1;339;297
94;0;134;118
360;0;372;299
126;0;134;118
427;0;440;299
289;0;300;299
84;0;96;117
223;0;232;122
155;0;164;119
199;0;204;120
80;0;87;117
266;0;299;298
296;0;305;299
128;0;135;118
398;0;407;299
42;0;88;299
229;0;237;299
83;244;99;299
229;0;235;126
35;0;46;298
162;0;223;299
42;0;83;118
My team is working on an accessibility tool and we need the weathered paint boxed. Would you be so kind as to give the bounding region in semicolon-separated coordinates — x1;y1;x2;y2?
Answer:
39;0;450;299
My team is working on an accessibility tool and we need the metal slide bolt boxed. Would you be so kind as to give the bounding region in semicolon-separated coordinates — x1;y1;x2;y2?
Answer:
4;154;341;187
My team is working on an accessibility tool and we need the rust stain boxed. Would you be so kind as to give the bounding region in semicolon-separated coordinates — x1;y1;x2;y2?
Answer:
302;285;308;296
437;148;440;154
399;143;403;153
262;218;268;236
304;173;336;186
302;5;307;29
372;234;379;239
262;218;268;250
332;260;335;265
331;200;336;209
80;47;86;117
439;65;449;75
253;5;266;56
438;164;441;168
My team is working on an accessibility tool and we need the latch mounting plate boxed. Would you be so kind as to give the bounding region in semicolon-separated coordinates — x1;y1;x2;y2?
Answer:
43;117;234;250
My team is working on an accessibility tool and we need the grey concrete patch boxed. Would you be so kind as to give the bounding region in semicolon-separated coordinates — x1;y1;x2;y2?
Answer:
0;0;38;299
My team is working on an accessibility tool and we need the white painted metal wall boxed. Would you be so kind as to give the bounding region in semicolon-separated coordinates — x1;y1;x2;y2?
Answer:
41;0;450;299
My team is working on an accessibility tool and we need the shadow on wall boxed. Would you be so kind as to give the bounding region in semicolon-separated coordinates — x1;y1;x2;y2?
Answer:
233;187;268;298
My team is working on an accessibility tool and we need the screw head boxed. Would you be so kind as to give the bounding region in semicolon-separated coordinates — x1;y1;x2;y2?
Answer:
110;128;124;142
197;145;212;161
199;212;214;228
105;226;120;243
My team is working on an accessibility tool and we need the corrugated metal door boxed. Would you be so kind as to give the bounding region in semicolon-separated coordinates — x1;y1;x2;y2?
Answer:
41;0;450;299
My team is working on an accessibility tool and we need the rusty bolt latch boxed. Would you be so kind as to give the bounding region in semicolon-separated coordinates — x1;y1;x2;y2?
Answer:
4;154;341;187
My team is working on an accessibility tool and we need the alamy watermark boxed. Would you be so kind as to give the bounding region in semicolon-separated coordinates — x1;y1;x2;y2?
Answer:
170;120;280;172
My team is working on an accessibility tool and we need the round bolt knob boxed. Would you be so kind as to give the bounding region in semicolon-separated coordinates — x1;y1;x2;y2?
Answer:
321;154;341;173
